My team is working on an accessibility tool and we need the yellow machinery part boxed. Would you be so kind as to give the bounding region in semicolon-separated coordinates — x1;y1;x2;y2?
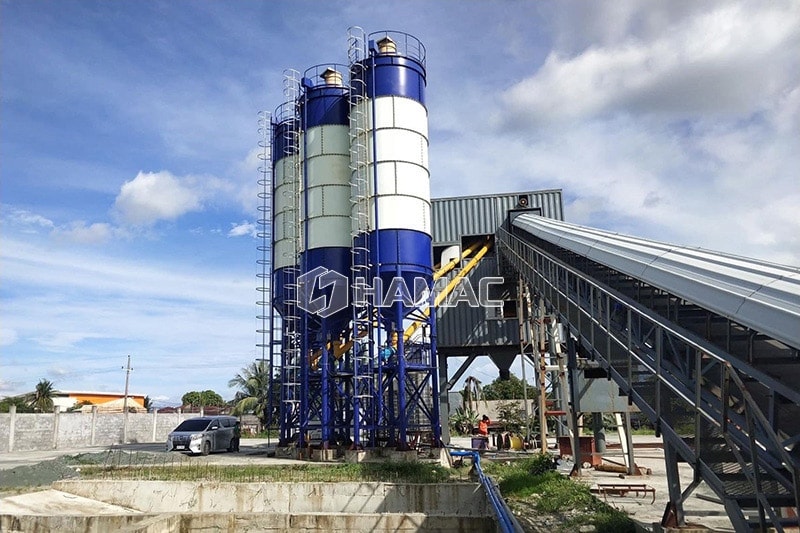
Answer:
309;238;490;366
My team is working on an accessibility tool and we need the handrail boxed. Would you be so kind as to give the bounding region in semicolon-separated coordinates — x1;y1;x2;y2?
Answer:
496;225;800;528
449;449;521;533
497;225;800;465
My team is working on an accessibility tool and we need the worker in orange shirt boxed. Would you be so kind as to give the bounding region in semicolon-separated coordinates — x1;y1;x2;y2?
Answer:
478;415;490;436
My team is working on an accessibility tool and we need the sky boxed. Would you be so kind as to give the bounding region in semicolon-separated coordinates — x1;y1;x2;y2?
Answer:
2;1;799;406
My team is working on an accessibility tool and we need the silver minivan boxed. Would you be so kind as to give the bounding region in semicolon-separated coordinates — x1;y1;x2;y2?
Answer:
166;416;240;455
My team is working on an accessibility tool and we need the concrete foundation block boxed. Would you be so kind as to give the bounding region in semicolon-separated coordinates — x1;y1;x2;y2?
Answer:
385;450;418;463
429;447;452;468
311;448;337;462
274;446;295;458
344;449;367;463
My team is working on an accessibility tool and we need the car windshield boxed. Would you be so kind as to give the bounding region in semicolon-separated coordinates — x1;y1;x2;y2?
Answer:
173;419;210;432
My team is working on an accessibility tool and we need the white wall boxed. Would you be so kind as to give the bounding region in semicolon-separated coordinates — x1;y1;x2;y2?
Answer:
0;406;195;452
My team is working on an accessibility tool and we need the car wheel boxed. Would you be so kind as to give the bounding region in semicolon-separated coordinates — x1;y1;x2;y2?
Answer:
201;440;211;456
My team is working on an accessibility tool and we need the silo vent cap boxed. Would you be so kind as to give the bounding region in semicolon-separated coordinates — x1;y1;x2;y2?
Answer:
376;36;397;54
321;68;343;86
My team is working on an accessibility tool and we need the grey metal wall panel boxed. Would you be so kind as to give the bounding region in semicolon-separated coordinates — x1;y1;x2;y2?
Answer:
429;189;561;351
431;189;563;244
436;255;519;349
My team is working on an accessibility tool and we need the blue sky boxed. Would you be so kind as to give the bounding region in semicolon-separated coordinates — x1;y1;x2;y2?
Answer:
2;1;799;405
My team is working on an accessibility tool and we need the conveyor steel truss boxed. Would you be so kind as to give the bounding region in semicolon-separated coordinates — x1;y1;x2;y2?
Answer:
497;226;799;532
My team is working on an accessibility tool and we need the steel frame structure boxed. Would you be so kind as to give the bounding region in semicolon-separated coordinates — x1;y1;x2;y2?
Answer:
498;224;799;532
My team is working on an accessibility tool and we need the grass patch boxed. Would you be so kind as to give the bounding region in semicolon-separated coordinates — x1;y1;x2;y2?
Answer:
78;461;453;484
482;454;636;533
242;429;280;439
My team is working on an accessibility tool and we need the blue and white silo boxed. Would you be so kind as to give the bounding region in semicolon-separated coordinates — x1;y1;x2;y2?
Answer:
351;32;432;322
299;65;353;334
271;103;300;318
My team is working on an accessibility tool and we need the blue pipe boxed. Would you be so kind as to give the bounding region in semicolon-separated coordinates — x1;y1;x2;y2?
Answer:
449;450;519;533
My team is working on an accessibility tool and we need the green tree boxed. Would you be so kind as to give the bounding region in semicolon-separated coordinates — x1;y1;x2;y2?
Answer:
0;396;34;413
181;390;225;407
496;400;525;432
228;360;273;428
30;379;55;412
449;406;479;436
143;396;153;411
482;375;537;400
67;400;93;412
460;376;485;413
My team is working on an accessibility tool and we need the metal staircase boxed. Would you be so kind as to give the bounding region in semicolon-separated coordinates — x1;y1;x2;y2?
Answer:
497;224;799;532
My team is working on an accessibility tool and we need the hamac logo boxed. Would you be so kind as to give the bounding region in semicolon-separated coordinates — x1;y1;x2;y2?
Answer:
296;266;349;318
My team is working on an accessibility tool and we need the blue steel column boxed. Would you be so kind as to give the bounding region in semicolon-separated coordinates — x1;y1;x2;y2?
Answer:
395;281;408;448
429;301;442;445
321;318;330;448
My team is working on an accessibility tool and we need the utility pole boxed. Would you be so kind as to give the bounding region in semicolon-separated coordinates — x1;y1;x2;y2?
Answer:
122;355;132;443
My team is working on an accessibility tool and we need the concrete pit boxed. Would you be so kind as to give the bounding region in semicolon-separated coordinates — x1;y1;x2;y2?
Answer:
1;480;494;532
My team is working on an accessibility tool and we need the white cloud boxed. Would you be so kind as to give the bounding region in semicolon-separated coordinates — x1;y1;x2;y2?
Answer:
447;1;800;265
52;221;115;244
0;328;19;347
2;206;124;245
221;147;262;217
113;170;213;225
496;3;800;127
228;221;256;238
1;236;254;398
2;206;55;232
0;378;28;395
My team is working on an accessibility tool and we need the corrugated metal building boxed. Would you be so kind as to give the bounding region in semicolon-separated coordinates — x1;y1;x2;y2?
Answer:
432;189;563;355
432;189;563;244
431;190;563;364
431;189;563;442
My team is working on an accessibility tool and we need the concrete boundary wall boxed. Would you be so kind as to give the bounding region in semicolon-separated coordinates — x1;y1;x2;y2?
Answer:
53;481;491;516
0;407;195;452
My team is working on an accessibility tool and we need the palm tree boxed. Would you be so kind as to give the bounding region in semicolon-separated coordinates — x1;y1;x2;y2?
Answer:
30;379;55;412
461;376;485;414
228;360;272;428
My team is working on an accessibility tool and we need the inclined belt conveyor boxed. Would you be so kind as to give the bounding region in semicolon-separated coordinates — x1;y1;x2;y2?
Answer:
497;213;800;532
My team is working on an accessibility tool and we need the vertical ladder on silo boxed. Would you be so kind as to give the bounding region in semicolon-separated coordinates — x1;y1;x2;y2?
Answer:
256;109;281;429
279;70;303;445
348;26;377;448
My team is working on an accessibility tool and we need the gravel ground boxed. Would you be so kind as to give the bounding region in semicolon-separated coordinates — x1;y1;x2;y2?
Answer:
0;450;165;494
